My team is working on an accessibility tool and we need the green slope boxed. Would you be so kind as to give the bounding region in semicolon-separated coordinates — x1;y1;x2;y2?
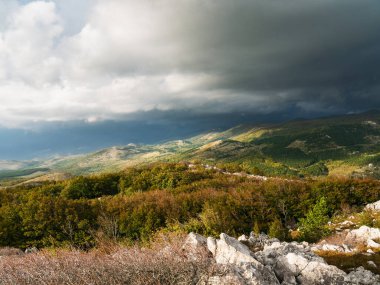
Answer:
2;110;380;182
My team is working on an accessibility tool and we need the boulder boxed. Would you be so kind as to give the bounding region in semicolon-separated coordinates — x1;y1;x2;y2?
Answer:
365;200;380;212
238;234;249;242
184;232;380;285
183;232;209;260
275;252;346;284
339;220;355;228
208;233;258;264
207;233;280;285
367;239;380;249
345;266;380;285
256;241;347;284
367;249;375;254
25;247;38;254
368;261;377;268
312;243;353;253
320;244;345;252
184;232;207;249
345;226;380;243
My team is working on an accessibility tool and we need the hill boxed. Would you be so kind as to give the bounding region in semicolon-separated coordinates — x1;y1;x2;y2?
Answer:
1;110;380;185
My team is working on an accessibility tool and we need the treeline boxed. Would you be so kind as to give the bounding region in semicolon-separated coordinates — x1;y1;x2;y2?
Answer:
0;163;380;249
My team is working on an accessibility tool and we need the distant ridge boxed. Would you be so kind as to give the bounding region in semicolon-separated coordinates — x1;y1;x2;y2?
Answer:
1;110;380;185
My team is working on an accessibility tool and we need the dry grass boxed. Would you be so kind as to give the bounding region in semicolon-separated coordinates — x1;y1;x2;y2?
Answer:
320;252;380;275
0;247;24;257
0;236;216;285
321;232;349;245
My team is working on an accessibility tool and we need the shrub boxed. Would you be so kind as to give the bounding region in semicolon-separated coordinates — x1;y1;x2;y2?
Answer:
299;197;330;242
268;218;287;240
0;237;216;285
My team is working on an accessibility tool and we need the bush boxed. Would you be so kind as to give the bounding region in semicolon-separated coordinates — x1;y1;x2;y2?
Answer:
0;237;216;285
299;197;330;242
268;218;287;240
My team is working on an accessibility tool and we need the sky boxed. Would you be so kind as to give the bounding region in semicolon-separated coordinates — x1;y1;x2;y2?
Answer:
0;0;380;159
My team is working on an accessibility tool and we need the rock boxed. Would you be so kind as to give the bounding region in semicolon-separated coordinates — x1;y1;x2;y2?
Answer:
25;247;38;254
368;261;377;268
207;233;280;284
278;253;346;284
206;272;246;285
311;243;353;253
238;234;248;242
367;239;380;249
207;264;278;285
185;232;380;285
257;241;347;284
184;232;207;249
340;220;355;228
345;266;380;285
209;233;258;264
321;244;345;252
367;249;375;254
345;226;380;243
207;237;217;256
343;244;353;253
365;200;380;212
246;232;280;251
263;241;282;251
182;232;209;260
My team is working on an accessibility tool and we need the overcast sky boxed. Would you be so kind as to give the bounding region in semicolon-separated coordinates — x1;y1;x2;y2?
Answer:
0;0;380;159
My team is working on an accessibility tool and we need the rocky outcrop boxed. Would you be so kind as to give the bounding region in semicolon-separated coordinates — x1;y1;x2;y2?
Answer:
345;226;380;243
206;233;280;285
310;225;380;254
342;226;380;251
345;267;380;285
365;201;380;212
185;232;380;285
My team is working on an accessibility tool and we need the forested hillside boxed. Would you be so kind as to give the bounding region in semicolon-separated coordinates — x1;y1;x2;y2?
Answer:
1;111;380;185
1;163;380;249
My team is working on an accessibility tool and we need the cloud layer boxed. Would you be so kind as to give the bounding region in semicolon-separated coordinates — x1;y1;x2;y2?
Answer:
0;0;379;127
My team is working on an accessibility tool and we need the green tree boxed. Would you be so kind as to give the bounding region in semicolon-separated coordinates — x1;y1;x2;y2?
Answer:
268;218;287;240
299;197;330;242
253;220;260;235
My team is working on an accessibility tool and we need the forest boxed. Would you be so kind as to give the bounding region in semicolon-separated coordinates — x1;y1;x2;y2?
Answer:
1;163;380;249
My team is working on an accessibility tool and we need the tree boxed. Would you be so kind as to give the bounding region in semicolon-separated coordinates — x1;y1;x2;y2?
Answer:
299;197;330;242
252;220;260;235
268;218;287;240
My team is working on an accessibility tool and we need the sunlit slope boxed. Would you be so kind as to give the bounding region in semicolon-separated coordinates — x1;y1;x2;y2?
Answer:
2;110;380;182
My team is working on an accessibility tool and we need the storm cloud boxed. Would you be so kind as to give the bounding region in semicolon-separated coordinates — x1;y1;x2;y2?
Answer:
0;0;379;128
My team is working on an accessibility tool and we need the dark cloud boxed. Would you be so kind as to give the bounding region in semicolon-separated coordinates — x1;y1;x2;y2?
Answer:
0;109;300;160
1;0;380;159
80;0;380;115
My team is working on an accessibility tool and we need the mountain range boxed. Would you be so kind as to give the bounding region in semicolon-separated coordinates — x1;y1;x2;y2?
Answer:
1;110;380;186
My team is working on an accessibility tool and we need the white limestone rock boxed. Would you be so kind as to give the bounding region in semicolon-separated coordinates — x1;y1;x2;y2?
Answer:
210;233;257;264
238;234;249;242
184;232;207;249
183;232;209;260
367;239;380;249
207;233;280;284
345;226;380;243
185;232;380;285
345;266;380;285
365;200;380;212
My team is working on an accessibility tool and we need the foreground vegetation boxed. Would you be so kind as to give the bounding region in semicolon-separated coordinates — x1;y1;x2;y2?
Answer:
1;163;380;249
0;235;214;285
